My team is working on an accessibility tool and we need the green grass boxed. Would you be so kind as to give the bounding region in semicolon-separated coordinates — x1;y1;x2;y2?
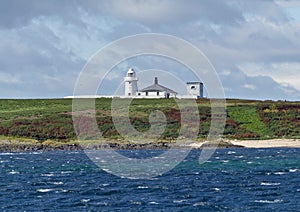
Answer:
0;98;299;142
227;106;273;138
0;99;72;120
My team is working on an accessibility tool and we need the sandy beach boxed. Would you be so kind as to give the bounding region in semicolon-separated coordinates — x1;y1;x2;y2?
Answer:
188;139;300;149
230;139;300;148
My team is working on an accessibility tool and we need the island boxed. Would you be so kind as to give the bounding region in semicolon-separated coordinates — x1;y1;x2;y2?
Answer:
0;98;299;152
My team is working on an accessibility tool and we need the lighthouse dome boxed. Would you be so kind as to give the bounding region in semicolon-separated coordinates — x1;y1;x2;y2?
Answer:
127;68;136;77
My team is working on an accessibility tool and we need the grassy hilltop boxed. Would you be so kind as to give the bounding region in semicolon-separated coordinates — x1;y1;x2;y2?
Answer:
0;98;299;144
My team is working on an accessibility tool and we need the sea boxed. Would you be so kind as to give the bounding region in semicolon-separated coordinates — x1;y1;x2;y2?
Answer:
0;148;299;211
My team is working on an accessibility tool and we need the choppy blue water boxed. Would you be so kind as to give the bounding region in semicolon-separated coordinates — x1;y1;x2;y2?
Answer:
0;148;299;211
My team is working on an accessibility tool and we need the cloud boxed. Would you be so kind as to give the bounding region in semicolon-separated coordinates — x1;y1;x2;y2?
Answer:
0;72;21;84
275;0;300;7
0;0;299;100
243;84;256;90
0;0;76;28
97;0;244;25
221;69;300;100
0;0;245;29
239;62;300;90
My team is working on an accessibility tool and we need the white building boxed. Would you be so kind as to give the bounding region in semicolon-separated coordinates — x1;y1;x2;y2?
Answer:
123;68;204;99
124;68;138;97
136;77;177;98
186;82;204;99
65;68;204;99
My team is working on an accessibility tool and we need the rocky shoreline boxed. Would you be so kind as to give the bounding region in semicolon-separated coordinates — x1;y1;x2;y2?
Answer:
2;137;299;152
0;138;243;152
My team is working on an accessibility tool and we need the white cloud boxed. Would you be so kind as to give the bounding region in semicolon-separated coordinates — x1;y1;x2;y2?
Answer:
220;70;231;76
243;84;256;90
239;62;300;91
0;72;21;84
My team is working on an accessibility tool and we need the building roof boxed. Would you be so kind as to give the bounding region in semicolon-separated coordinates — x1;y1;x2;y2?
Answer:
186;81;203;84
140;77;177;94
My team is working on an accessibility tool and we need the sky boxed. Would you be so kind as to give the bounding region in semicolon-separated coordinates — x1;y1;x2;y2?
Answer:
0;0;300;100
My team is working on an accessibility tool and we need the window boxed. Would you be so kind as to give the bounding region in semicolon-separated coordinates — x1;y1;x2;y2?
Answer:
191;86;196;89
157;91;159;96
138;93;141;96
128;93;131;96
146;92;148;96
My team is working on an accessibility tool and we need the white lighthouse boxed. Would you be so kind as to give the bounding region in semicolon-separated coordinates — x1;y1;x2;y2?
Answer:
124;68;138;97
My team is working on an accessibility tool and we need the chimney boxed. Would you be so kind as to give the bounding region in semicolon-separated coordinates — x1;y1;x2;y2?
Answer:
154;77;158;85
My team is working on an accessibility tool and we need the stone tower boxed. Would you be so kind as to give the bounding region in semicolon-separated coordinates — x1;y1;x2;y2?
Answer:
186;82;203;98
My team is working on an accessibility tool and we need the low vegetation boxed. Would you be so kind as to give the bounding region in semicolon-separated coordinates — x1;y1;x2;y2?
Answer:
0;98;299;144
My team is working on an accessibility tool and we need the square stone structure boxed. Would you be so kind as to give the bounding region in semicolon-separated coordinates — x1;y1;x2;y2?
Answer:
186;82;203;99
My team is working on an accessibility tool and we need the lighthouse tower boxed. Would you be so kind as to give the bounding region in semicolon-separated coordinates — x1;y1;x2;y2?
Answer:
124;68;138;97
